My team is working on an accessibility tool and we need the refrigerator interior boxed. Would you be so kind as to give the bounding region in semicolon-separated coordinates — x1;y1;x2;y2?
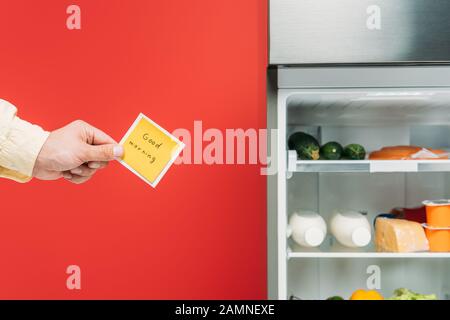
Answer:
285;88;450;300
288;258;450;300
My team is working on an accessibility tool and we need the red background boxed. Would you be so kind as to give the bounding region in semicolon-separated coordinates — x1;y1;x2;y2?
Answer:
0;0;267;299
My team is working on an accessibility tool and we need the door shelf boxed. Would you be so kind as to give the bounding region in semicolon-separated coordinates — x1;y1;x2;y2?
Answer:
288;251;450;259
288;151;450;173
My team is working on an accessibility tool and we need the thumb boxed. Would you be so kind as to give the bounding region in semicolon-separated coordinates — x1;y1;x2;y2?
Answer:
83;144;124;162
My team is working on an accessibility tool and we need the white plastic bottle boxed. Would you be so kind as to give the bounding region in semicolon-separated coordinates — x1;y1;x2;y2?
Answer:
330;210;372;248
288;210;327;248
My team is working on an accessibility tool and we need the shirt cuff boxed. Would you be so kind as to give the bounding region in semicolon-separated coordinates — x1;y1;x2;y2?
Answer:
0;116;50;178
0;166;32;183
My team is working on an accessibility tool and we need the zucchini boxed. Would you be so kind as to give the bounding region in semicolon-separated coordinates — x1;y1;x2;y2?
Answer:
288;132;320;160
320;142;343;160
343;144;366;160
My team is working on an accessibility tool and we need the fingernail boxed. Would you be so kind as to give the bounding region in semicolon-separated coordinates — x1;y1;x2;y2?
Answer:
63;173;73;179
114;145;124;158
88;162;100;169
71;168;82;175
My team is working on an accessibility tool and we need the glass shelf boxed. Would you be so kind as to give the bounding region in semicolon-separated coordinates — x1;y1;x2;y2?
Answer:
288;251;450;259
288;151;450;173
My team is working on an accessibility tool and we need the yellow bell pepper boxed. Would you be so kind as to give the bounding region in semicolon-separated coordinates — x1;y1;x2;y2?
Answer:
350;289;384;300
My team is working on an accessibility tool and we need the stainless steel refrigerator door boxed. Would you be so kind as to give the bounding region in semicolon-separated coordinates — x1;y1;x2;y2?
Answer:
270;0;450;65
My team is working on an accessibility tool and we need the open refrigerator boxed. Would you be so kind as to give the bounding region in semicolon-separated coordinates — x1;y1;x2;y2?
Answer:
267;0;450;300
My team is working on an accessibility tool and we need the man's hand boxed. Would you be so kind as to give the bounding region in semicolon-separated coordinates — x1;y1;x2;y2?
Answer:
32;120;124;184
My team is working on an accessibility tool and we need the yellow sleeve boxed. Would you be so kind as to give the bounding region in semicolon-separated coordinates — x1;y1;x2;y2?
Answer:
0;99;49;183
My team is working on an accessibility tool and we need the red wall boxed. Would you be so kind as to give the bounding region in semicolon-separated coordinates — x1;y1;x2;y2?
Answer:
0;0;267;299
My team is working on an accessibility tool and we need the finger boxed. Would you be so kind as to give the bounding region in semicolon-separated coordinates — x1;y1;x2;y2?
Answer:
87;161;108;169
82;144;124;162
67;174;92;185
84;123;117;146
70;164;97;177
35;171;63;180
62;171;73;180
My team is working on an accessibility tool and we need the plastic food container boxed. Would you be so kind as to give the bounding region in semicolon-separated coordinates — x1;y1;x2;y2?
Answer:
423;224;450;252
423;200;450;227
389;206;427;224
288;210;327;248
330;210;371;248
403;206;427;224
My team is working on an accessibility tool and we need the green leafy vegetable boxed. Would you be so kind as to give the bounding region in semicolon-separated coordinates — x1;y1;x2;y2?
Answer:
389;288;437;300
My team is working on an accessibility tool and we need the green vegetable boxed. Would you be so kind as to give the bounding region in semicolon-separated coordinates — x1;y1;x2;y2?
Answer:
288;132;320;160
326;296;344;300
389;288;437;300
320;142;343;160
343;144;366;160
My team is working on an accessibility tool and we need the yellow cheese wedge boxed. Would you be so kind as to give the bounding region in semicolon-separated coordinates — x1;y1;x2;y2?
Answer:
375;218;429;252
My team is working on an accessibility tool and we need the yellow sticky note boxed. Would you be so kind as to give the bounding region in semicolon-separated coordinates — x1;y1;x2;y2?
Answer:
118;113;185;187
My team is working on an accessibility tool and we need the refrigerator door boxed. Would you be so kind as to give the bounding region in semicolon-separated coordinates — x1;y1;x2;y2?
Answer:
270;0;450;65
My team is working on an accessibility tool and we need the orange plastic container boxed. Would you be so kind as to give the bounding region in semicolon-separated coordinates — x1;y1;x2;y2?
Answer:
423;200;450;227
423;224;450;252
